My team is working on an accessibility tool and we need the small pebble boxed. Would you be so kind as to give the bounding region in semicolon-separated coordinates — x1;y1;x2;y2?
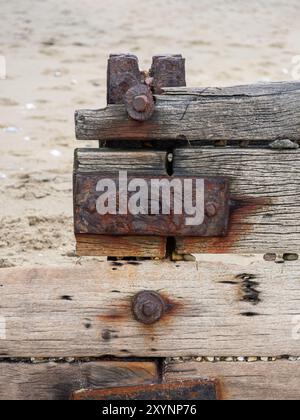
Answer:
270;139;299;150
167;153;173;163
283;253;299;262
183;254;196;262
225;357;234;362
196;357;203;362
25;103;36;110
237;357;245;362
50;149;62;157
172;252;184;262
247;357;258;362
206;357;215;362
261;357;269;362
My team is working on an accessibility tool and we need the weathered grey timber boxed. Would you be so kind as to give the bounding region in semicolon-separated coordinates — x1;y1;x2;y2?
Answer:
75;81;300;142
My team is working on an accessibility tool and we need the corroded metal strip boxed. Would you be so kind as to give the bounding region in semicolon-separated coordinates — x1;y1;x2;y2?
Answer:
74;175;229;237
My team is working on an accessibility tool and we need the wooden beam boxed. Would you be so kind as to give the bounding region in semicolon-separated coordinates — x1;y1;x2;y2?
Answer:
76;234;166;258
75;149;168;174
0;361;158;400
173;148;300;254
72;380;217;401
164;360;300;400
75;81;300;142
0;259;300;357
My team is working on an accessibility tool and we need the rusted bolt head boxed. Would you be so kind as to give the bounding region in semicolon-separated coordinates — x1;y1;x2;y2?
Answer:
132;291;165;325
133;95;149;113
124;84;155;122
205;202;217;217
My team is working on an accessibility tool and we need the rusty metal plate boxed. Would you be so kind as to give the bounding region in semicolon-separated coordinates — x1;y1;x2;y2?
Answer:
74;174;229;237
72;380;218;400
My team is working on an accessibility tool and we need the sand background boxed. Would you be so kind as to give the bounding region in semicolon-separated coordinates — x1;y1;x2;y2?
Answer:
0;0;299;267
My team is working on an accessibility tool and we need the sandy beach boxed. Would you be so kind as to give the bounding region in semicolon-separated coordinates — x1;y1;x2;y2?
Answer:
0;0;299;266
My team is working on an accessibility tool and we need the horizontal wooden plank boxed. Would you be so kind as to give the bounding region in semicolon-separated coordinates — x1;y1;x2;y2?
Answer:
0;259;300;357
0;361;158;400
164;360;300;400
76;234;166;258
74;149;168;257
75;81;300;142
72;380;217;400
75;149;168;174
173;148;300;254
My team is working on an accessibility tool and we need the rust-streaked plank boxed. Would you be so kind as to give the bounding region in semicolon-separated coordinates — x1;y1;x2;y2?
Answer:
75;81;300;142
0;259;300;357
173;148;300;254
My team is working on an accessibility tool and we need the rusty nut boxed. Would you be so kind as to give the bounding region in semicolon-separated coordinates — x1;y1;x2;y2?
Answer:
133;95;149;113
132;291;165;325
124;84;155;122
205;202;218;217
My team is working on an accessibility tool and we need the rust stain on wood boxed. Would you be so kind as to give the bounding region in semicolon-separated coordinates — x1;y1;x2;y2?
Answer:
97;292;183;346
177;195;271;253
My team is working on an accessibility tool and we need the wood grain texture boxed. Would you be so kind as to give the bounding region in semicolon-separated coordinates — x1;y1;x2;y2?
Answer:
75;149;168;174
164;360;300;400
0;361;158;400
0;259;300;358
76;234;166;258
73;380;217;401
173;148;300;254
74;149;168;257
75;81;300;142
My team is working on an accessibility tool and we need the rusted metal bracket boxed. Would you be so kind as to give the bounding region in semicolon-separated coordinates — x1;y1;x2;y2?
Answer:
74;175;230;237
71;380;218;400
107;53;186;121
